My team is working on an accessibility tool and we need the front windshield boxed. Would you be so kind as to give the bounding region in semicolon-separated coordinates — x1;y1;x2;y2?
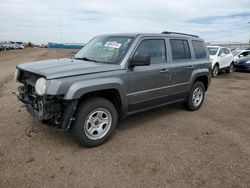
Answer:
232;50;242;56
74;36;134;64
208;47;218;55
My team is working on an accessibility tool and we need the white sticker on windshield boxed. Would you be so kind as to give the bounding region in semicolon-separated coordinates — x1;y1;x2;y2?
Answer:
104;41;122;49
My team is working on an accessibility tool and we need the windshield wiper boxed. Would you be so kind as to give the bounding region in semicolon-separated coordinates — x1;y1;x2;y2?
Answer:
74;57;97;62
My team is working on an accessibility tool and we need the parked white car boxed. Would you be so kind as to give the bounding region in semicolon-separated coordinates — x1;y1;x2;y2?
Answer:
207;46;234;77
232;49;250;62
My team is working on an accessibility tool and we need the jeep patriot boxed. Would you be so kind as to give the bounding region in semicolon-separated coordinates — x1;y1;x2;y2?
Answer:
14;32;212;147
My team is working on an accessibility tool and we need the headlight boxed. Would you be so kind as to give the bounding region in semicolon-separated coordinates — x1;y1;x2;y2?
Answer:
35;77;47;96
14;69;19;81
245;61;250;64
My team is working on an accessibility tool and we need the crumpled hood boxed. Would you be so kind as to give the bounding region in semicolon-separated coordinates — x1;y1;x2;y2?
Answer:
17;58;122;79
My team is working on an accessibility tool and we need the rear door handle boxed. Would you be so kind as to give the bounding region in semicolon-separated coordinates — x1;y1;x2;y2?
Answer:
160;69;169;73
187;65;194;69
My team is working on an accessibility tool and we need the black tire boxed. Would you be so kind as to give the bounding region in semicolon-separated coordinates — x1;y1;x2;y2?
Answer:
226;62;234;73
72;97;118;148
185;81;205;111
212;64;219;77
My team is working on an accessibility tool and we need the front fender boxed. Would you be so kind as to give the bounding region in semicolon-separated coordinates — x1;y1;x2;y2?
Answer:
64;77;127;107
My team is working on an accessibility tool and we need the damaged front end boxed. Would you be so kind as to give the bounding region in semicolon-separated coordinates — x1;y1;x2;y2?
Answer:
15;69;77;130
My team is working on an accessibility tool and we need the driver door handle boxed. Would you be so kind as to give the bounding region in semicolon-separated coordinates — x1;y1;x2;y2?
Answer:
160;69;169;73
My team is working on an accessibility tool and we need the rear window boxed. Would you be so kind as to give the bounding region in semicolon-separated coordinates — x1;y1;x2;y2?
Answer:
170;39;191;60
192;41;207;59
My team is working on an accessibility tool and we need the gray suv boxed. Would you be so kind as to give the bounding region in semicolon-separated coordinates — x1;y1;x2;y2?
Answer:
14;32;211;147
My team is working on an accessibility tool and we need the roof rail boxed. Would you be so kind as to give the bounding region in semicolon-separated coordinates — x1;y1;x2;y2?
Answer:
161;31;199;38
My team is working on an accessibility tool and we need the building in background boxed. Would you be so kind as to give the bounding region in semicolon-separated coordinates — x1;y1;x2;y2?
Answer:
207;42;250;50
47;42;85;49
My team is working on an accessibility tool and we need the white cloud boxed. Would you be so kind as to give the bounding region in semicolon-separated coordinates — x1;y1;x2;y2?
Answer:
0;0;249;43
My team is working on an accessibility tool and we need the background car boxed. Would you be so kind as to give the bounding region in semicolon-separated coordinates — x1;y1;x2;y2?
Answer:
207;46;234;77
234;56;250;71
232;49;250;62
0;44;4;51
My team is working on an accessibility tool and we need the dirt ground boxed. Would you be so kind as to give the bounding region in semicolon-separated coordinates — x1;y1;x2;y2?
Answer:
0;48;250;188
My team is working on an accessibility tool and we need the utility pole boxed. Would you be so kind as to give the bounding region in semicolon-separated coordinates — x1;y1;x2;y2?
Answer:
248;22;250;47
58;17;63;43
229;30;232;49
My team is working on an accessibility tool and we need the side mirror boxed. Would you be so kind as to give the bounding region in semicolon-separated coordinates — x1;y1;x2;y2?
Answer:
220;53;226;57
238;54;244;58
129;55;150;67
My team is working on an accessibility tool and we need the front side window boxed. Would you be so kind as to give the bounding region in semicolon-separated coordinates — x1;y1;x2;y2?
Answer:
170;39;191;60
74;36;134;64
134;39;166;63
192;40;207;59
223;48;230;54
218;49;224;56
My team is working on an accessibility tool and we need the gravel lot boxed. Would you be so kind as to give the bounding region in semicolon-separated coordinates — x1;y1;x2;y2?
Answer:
0;48;250;188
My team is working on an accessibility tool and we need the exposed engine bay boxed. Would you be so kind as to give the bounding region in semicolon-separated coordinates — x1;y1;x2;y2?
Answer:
15;70;77;129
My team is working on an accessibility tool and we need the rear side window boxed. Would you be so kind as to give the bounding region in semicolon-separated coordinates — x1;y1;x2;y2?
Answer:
170;39;191;60
192;40;207;59
134;39;166;63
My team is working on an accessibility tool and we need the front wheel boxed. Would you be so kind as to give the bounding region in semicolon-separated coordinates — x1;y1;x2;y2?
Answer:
72;97;118;147
185;81;205;111
226;63;234;73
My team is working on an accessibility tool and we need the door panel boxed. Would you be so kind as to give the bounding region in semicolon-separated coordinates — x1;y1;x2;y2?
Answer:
169;39;193;99
224;48;232;67
127;63;172;111
170;61;193;96
127;38;171;112
218;48;227;68
225;54;232;67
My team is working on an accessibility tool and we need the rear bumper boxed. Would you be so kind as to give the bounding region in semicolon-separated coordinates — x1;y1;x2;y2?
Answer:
208;72;212;88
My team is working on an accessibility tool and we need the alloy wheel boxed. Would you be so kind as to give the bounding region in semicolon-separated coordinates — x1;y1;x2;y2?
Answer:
84;108;112;140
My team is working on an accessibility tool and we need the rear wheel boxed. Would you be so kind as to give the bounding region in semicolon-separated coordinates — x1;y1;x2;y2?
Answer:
212;64;219;77
72;97;118;147
226;63;234;73
185;81;205;111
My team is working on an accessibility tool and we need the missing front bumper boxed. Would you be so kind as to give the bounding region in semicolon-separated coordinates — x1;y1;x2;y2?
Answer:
17;90;78;130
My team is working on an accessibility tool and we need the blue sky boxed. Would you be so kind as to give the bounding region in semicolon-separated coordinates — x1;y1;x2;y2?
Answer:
189;13;250;25
0;0;249;44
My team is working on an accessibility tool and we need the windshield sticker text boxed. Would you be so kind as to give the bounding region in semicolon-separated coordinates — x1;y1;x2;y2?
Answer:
104;41;122;49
